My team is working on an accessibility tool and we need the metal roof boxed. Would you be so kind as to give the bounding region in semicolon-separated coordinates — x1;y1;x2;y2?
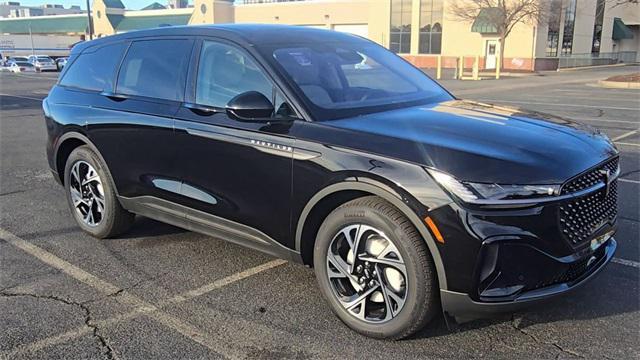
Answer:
114;13;191;32
0;15;87;34
104;0;125;9
471;8;503;34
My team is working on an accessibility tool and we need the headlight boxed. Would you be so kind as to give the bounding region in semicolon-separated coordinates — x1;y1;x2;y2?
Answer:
427;168;560;203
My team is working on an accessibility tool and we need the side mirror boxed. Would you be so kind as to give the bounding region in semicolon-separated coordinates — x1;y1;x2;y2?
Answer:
226;91;275;122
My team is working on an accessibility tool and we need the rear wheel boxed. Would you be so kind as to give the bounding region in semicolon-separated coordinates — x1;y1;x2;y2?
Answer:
313;196;438;339
64;146;134;238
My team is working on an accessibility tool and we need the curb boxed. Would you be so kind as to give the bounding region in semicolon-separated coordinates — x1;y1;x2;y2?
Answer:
597;80;640;89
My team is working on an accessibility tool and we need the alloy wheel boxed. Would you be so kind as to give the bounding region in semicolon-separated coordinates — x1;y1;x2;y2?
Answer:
69;160;105;227
326;224;408;323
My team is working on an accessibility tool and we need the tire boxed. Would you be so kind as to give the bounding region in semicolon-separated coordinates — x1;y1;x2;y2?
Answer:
64;145;134;238
313;196;438;339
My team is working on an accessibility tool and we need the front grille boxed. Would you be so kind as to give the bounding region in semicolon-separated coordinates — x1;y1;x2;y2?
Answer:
561;157;619;194
559;158;618;246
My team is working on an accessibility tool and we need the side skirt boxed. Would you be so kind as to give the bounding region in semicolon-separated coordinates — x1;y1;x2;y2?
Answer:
118;195;303;263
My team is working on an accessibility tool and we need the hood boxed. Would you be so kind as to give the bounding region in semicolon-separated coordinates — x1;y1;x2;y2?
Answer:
320;100;618;184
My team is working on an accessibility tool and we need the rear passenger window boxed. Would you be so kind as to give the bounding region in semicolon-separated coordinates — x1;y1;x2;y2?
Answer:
196;41;273;108
116;39;193;101
59;42;126;91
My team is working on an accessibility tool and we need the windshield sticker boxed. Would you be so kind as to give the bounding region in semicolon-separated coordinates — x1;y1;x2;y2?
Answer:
289;52;312;66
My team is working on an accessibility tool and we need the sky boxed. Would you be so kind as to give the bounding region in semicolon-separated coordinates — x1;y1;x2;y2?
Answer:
13;0;178;10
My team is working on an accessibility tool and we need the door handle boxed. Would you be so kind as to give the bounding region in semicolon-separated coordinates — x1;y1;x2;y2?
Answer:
100;91;129;101
183;103;221;116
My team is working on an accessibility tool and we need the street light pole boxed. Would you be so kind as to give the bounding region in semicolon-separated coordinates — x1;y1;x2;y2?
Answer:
86;0;94;40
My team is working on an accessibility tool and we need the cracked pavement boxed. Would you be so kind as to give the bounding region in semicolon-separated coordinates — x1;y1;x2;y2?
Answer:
1;66;639;359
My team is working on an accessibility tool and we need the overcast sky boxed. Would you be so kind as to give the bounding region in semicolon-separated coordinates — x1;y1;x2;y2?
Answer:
14;0;180;10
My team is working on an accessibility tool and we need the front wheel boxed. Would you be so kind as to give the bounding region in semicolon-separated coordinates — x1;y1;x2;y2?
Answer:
313;196;438;339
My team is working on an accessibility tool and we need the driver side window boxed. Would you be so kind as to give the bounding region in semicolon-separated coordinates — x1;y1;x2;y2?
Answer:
195;41;274;109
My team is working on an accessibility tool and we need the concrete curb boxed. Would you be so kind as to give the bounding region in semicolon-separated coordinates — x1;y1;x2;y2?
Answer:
597;80;640;89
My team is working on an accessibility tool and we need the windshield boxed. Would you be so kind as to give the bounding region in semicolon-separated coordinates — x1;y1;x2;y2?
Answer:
261;41;452;120
16;62;32;66
37;57;52;61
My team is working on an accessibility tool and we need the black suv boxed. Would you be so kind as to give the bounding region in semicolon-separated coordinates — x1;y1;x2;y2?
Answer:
44;25;618;339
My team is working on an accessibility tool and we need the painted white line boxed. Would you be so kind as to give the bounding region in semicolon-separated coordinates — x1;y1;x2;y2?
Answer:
0;227;286;358
612;257;640;269
612;130;639;142
615;142;640;147
164;259;288;305
619;178;640;184
0;93;44;101
577;117;640;125
474;99;640;111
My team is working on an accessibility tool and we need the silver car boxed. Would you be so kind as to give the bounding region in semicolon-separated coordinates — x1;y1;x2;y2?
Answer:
28;55;57;72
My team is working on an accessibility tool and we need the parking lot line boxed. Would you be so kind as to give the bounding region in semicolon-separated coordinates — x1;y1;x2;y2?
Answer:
619;178;640;184
0;227;286;358
616;142;640;147
612;130;639;142
0;93;45;101
472;99;639;111
612;258;640;269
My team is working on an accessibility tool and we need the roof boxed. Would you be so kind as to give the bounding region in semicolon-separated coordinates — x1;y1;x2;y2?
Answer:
0;14;87;34
471;7;503;34
104;0;125;9
114;13;191;32
612;17;634;40
142;2;166;10
72;24;368;54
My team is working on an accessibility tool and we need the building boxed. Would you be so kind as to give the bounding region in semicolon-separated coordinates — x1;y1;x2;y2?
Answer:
167;0;188;9
2;0;638;69
0;2;83;18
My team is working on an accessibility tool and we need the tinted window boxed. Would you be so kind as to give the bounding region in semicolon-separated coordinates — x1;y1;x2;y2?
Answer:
196;41;273;108
59;42;126;91
117;39;193;101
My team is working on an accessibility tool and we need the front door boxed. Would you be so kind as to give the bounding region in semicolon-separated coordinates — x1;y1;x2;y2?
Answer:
173;38;296;246
485;40;499;69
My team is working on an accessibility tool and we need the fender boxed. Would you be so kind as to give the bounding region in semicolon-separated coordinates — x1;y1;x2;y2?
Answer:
295;179;448;291
54;131;120;196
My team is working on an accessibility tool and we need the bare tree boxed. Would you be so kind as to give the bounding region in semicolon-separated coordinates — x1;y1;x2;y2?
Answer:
450;0;549;69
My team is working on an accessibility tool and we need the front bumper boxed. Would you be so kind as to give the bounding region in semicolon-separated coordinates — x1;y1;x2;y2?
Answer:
441;237;616;322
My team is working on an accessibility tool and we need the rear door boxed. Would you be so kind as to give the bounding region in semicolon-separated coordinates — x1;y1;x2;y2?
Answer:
86;37;195;200
172;38;297;245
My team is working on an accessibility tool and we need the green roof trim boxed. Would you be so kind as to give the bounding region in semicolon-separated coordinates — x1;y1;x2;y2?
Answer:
107;14;124;28
0;15;87;34
104;0;125;9
142;2;166;10
114;14;191;32
612;17;634;40
471;7;503;34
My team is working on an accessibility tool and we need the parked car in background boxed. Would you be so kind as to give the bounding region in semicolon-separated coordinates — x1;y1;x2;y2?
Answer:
9;56;29;63
28;55;57;72
8;61;36;73
44;25;619;340
55;57;68;71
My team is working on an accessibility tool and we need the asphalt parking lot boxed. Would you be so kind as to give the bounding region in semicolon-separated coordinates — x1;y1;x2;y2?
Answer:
1;66;639;359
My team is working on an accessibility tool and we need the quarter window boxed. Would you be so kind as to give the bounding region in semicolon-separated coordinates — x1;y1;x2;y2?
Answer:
195;41;274;108
116;39;193;101
60;42;126;91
